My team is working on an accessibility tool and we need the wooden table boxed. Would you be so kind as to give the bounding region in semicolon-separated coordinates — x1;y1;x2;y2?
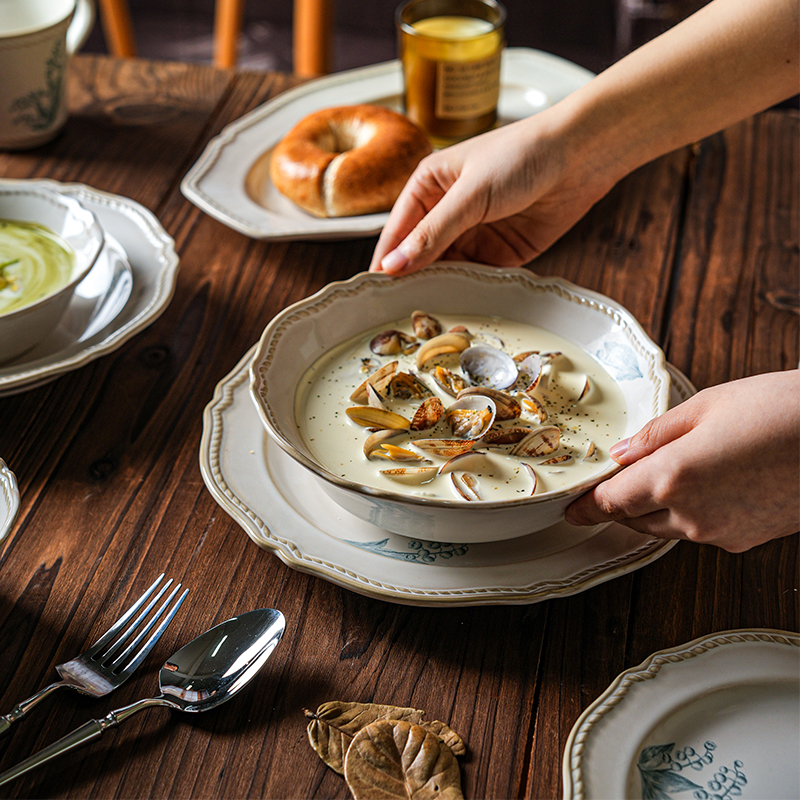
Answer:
0;55;797;799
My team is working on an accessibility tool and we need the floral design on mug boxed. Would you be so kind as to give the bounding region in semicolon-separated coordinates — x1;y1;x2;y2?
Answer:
10;39;66;131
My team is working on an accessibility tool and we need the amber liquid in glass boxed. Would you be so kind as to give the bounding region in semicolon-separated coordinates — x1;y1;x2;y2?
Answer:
400;14;504;145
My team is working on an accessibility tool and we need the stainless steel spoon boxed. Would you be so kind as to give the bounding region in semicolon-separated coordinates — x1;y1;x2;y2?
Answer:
0;608;286;787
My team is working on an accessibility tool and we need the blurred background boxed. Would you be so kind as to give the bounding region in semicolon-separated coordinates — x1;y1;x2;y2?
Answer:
82;0;708;76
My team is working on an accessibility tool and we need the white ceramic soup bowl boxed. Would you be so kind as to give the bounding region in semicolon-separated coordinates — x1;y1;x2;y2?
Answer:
249;263;670;543
0;179;104;361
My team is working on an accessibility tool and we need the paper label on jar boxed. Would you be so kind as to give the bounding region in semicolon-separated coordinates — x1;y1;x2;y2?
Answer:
435;51;501;119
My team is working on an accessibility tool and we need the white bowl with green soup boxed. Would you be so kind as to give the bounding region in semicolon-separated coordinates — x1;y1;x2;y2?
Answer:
0;180;105;361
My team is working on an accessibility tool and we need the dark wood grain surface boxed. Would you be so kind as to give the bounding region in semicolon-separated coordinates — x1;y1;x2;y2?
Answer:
0;55;797;800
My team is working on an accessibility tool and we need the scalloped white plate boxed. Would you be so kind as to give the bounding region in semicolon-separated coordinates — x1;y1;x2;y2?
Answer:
0;180;179;396
199;348;693;606
0;459;19;546
181;49;594;241
563;629;800;800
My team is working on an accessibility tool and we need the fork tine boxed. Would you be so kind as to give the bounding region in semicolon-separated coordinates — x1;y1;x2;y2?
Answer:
109;584;188;676
84;573;166;657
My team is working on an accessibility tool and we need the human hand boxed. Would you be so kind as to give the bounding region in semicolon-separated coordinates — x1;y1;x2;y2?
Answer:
368;112;615;275
565;371;800;552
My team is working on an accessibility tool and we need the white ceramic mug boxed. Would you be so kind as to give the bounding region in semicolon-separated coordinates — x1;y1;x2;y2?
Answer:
0;0;95;150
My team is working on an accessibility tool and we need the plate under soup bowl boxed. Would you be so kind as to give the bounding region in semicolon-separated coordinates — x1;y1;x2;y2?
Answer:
0;180;105;361
249;263;670;543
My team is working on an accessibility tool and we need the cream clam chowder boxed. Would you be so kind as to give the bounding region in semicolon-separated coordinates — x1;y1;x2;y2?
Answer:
295;312;628;502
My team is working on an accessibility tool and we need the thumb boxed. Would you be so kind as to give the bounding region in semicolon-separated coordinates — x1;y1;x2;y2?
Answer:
611;401;702;466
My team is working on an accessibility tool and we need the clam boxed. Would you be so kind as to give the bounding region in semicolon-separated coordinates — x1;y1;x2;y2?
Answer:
523;463;538;495
553;373;592;404
346;406;411;429
437;449;490;475
370;329;417;356
411;310;442;340
456;387;520;421
583;441;597;461
410;396;446;431
366;383;386;409
509;425;561;457
481;426;534;445
460;344;518;390
350;361;397;403
363;429;406;458
415;332;471;369
389;371;431;400
411;438;476;458
540;454;572;465
516;352;543;396
445;395;496;439
519;393;548;423
451;472;481;501
380;467;438;485
432;365;468;397
372;444;430;463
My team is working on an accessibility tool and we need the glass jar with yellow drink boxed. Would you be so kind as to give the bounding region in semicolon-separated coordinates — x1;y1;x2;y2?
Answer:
396;0;505;146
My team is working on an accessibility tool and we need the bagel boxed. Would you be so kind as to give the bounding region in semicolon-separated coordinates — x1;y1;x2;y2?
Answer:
269;104;432;218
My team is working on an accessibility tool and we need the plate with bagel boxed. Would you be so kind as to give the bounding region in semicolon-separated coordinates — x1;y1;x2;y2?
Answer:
181;48;594;241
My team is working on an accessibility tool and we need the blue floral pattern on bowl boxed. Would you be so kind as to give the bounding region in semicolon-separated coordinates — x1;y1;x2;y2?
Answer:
344;538;469;563
594;341;643;381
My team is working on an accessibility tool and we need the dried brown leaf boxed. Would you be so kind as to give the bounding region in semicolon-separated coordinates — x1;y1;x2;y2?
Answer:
344;719;464;800
305;701;466;775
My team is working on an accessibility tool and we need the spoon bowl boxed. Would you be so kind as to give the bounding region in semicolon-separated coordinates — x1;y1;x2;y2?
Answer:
0;608;286;787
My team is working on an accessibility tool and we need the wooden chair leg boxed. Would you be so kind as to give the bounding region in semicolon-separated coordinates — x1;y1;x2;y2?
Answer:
97;0;138;57
294;0;334;76
214;0;246;69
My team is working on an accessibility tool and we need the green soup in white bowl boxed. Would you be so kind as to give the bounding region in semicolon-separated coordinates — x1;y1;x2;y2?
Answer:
0;180;104;361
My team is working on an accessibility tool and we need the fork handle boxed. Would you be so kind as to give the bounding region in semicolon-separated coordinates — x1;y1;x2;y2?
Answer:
0;697;164;787
0;681;68;736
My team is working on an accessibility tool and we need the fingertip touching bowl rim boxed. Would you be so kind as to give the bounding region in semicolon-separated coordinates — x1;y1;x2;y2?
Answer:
249;262;671;511
0;179;105;320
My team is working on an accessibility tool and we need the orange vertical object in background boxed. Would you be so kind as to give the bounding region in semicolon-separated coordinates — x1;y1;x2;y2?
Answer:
213;0;245;68
97;0;137;56
294;0;334;76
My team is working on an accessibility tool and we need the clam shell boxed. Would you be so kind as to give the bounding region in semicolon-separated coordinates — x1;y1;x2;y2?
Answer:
523;462;538;494
517;352;543;395
346;406;411;429
519;393;548;423
350;361;397;403
540;454;572;465
460;344;519;390
389;371;431;400
380;467;438;484
509;425;561;457
583;441;597;461
411;438;476;458
372;444;430;463
363;429;406;458
410;396;446;431
437;449;490;475
456;387;520;421
451;472;481;501
481;425;534;445
415;332;471;369
370;329;417;356
366;383;386;409
411;310;442;340
445;395;496;439
432;365;468;397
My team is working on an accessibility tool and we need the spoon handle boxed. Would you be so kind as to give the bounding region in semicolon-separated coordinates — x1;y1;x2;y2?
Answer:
0;697;163;787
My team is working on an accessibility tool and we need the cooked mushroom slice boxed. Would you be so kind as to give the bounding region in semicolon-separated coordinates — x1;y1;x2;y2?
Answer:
451;472;481;501
509;425;561;457
456;386;520;421
446;395;496;439
363;429;407;458
412;438;476;458
460;344;518;390
389;371;431;400
432;365;468;397
540;454;573;465
410;396;446;431
370;329;417;356
415;332;471;369
411;310;442;340
380;467;438;485
350;361;398;403
346;406;411;429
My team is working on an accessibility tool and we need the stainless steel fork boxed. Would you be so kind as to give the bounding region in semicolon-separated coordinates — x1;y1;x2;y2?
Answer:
0;573;188;735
